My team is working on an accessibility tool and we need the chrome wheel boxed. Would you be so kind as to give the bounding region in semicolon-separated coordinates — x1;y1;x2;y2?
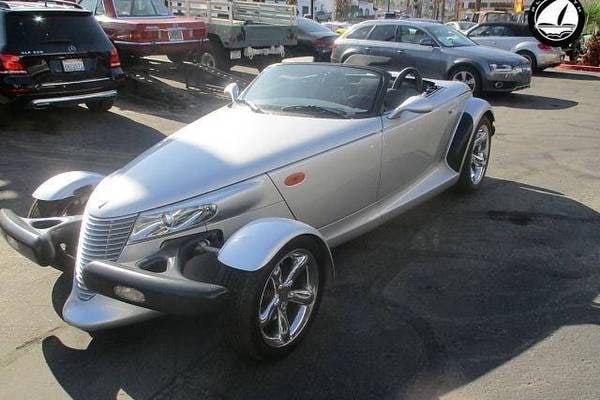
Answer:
200;52;216;69
452;70;477;92
470;123;490;185
258;249;319;348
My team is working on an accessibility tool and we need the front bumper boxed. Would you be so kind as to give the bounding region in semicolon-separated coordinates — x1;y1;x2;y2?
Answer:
29;90;117;109
484;67;532;92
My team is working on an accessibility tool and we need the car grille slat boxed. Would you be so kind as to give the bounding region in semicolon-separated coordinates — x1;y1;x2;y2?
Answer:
75;214;137;301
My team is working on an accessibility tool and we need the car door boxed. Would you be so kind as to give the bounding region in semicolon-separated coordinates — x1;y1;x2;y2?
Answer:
378;89;464;199
360;23;399;61
393;25;444;78
467;24;497;47
489;24;520;51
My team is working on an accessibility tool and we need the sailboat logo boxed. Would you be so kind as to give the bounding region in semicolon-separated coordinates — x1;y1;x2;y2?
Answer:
529;0;585;45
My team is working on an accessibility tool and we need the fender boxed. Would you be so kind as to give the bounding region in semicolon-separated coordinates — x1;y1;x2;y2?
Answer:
447;59;486;78
32;171;105;202
446;97;495;172
217;218;334;278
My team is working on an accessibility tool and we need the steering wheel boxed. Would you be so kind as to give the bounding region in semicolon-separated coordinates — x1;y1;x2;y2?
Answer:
392;67;424;93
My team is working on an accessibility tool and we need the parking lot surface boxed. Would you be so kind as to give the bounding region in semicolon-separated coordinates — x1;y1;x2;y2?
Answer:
1;69;599;400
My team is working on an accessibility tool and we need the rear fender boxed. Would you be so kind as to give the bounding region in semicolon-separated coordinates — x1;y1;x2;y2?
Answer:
32;171;105;202
217;218;334;280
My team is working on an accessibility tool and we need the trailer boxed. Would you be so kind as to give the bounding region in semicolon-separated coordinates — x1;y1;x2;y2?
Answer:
168;0;297;70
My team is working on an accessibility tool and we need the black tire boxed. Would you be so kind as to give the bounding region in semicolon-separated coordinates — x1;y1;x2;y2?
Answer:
449;65;482;97
28;197;88;270
0;104;13;128
517;50;537;73
193;40;230;71
86;99;114;113
221;236;325;361
455;116;492;193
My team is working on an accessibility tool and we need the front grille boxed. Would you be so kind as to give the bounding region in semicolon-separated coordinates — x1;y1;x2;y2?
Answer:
75;214;137;301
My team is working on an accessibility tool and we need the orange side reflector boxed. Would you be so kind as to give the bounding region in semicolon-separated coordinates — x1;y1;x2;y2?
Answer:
284;172;305;187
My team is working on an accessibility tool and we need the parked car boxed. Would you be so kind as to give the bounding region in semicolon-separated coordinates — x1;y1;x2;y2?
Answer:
286;17;338;61
465;22;564;71
78;0;207;63
0;0;124;126
0;61;494;360
446;20;477;33
331;20;532;96
466;10;513;24
322;21;352;35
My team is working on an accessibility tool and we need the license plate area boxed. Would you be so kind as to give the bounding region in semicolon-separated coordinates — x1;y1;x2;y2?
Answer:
61;58;85;73
168;30;184;41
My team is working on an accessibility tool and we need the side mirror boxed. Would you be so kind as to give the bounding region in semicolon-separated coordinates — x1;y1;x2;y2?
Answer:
388;96;433;120
419;37;436;47
224;82;239;103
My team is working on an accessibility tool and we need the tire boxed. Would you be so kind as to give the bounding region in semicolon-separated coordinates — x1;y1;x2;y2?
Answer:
517;51;537;73
86;99;114;113
449;66;482;97
192;40;230;71
28;197;89;270
0;104;13;127
455;116;492;193
221;236;325;361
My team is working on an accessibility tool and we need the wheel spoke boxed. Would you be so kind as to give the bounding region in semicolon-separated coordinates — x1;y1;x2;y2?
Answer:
259;296;278;328
283;254;308;286
277;307;290;342
472;154;485;166
287;289;315;305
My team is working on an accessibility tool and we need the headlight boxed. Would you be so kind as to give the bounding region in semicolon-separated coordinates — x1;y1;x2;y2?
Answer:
129;201;217;243
489;63;514;72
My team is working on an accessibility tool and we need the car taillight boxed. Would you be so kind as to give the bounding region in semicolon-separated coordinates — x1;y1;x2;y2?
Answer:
313;37;335;48
0;54;27;75
537;43;553;52
110;47;121;68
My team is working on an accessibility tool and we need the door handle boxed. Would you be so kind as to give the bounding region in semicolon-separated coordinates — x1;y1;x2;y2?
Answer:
396;50;405;54
364;47;371;54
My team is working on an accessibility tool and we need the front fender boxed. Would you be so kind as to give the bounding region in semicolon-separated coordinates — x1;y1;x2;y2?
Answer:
217;218;334;277
32;171;105;202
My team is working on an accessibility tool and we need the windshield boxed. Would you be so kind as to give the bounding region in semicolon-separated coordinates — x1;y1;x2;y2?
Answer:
240;64;383;118
427;25;476;47
458;21;476;30
298;18;336;35
113;0;171;17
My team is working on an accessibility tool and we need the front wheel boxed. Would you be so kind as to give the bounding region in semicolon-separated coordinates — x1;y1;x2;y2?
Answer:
192;41;230;71
455;116;492;193
221;237;324;360
450;66;482;97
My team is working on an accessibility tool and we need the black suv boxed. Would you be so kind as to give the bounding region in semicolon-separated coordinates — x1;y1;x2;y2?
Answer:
0;0;124;125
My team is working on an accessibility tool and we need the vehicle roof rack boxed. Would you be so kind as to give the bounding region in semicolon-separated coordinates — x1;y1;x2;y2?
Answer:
1;0;84;9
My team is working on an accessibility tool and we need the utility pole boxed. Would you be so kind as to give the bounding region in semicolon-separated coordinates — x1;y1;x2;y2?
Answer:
310;0;314;18
387;0;390;12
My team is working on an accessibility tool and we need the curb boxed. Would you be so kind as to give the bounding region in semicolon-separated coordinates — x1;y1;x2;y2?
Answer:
558;63;600;73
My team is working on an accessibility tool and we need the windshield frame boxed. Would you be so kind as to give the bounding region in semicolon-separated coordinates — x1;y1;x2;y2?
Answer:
424;24;478;47
111;0;173;18
238;63;389;119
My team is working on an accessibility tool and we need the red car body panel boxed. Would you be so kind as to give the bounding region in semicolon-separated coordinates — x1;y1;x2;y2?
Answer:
94;0;207;57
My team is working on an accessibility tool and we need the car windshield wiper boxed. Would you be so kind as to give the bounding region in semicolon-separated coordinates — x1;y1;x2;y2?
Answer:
280;105;348;118
236;99;264;114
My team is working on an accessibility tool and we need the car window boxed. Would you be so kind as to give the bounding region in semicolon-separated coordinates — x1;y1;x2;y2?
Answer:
298;18;335;35
78;0;96;11
397;25;428;45
113;0;171;17
345;25;373;40
468;25;494;37
428;24;475;47
241;64;383;118
96;0;106;15
368;24;397;42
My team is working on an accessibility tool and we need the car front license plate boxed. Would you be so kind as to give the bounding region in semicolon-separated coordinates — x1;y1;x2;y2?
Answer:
62;58;85;73
168;30;184;41
230;50;242;60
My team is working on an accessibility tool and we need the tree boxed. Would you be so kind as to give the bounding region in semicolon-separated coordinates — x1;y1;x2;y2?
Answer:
335;0;351;20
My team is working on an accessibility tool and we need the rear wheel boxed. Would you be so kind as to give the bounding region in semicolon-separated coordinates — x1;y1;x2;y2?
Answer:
221;237;324;360
455;116;492;193
86;99;114;113
192;40;230;71
517;51;537;72
450;66;482;97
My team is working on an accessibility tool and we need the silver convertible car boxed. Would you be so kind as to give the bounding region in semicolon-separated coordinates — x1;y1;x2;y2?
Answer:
0;62;494;360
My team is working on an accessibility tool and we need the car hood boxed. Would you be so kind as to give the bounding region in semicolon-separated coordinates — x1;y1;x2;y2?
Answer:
87;106;378;218
444;45;527;64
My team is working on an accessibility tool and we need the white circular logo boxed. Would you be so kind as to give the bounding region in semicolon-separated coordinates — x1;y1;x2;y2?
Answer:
528;0;585;46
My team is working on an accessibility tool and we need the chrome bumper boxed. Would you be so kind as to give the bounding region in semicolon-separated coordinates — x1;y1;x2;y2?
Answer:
29;90;117;109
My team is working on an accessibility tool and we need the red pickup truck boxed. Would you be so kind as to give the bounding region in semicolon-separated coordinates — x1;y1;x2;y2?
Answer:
78;0;207;62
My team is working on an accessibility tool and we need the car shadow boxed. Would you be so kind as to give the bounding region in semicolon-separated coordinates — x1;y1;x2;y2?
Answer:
484;92;578;110
41;177;600;400
537;69;600;81
0;106;167;215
